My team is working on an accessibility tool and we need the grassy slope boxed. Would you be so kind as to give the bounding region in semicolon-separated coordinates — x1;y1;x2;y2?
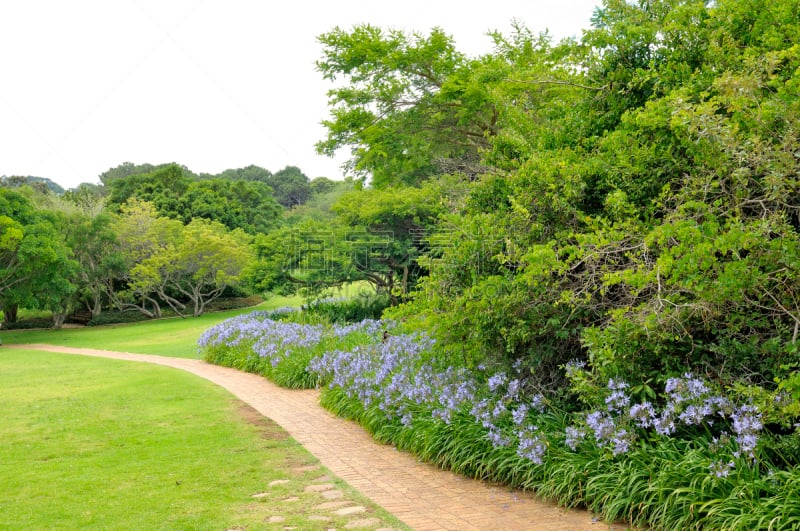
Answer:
0;348;405;530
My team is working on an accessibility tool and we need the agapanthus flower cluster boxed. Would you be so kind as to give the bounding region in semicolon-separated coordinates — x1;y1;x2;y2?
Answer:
517;427;547;464
307;327;555;464
605;379;631;413
198;310;322;368
471;373;555;462
731;405;762;459
565;373;764;466
202;312;767;476
308;331;481;427
252;320;325;366
198;310;292;349
709;459;735;478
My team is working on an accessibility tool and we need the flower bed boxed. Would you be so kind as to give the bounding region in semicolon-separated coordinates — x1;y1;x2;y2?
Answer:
199;312;800;529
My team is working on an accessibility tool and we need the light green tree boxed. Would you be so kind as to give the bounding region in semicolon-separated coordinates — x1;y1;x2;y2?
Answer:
139;218;254;317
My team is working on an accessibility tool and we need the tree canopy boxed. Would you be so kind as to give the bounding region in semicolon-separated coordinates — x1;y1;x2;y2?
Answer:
0;189;77;326
316;25;496;186
315;0;800;402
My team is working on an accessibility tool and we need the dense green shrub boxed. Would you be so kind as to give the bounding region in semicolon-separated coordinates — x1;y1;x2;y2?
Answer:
303;294;390;324
1;317;54;330
87;311;161;326
385;0;800;402
203;296;264;312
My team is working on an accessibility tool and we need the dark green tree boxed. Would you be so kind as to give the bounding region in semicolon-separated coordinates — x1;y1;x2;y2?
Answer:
107;163;191;218
179;178;282;234
267;166;312;208
216;164;273;183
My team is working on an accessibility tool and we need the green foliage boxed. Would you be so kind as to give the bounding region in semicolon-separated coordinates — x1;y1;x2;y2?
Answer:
107;163;191;216
111;204;254;318
61;182;107;213
330;181;447;302
303;294;390;323
0;189;78;327
60;212;125;320
372;0;800;400
98;161;182;185
283;177;356;225
0;174;65;194
0;316;55;330
84;309;161;326
204;295;265;312
106;164;282;234
267;165;312;208
215;164;273;182
316;25;494;186
309;176;339;195
178;178;282;234
249;179;446;303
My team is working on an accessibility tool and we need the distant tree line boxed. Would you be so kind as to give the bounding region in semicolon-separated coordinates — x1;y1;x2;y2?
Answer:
0;162;354;326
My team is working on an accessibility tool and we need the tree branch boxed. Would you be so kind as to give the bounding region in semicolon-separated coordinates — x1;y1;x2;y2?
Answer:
504;78;603;91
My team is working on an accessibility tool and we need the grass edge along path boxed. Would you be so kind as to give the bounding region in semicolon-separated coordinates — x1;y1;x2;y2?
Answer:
16;344;627;531
0;294;307;358
0;347;406;530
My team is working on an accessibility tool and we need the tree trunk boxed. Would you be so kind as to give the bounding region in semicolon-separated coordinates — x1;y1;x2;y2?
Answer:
157;287;187;318
146;296;162;319
90;289;104;319
3;304;18;325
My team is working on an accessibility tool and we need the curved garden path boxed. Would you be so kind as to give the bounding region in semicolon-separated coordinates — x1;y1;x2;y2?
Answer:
18;344;626;531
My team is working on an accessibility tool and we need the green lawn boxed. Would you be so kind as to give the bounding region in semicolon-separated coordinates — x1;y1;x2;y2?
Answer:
1;294;305;358
0;348;405;530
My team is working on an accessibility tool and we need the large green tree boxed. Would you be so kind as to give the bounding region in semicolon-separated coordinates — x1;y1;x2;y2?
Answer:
179;178;282;234
267;166;312;208
0;189;77;327
107;164;191;219
63;212;125;320
316;25;497;186
136;218;253;317
111;200;254;317
109;200;173;318
106;164;283;234
216;164;273;183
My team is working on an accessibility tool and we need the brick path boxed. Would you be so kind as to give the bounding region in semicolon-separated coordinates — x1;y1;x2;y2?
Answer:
18;344;626;531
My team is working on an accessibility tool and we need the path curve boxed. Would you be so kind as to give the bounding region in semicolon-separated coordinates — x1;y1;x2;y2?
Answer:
17;344;623;531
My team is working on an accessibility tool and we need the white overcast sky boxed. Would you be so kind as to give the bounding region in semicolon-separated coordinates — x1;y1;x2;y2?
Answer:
0;1;600;189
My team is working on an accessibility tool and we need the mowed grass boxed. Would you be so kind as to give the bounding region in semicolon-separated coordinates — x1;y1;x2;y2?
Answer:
1;294;306;358
0;348;406;530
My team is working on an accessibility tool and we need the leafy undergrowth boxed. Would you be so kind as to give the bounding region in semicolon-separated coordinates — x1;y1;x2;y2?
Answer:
200;312;800;530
